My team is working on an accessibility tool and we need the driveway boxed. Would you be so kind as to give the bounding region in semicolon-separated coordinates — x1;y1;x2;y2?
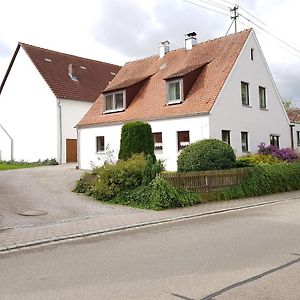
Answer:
0;164;137;228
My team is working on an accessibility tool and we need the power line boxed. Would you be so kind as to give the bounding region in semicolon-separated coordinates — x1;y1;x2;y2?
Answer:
239;13;300;55
183;0;231;17
194;0;230;11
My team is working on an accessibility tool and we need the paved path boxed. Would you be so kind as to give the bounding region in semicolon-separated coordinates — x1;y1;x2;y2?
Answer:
1;185;300;254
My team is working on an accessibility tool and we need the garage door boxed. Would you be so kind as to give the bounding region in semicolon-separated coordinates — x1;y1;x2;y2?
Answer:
66;139;77;163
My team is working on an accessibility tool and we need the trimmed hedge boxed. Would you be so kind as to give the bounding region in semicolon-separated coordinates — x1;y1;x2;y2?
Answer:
215;163;300;200
118;121;155;161
177;139;236;172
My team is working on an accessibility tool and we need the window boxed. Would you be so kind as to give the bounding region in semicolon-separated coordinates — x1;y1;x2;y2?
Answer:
297;131;300;147
168;79;183;103
104;91;125;112
177;131;190;151
96;136;105;152
250;48;254;61
153;132;163;151
222;130;231;145
241;82;249;106
241;132;249;152
270;135;280;148
259;86;267;109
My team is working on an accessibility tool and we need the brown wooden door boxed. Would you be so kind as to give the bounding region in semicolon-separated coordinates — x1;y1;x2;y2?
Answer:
66;139;77;163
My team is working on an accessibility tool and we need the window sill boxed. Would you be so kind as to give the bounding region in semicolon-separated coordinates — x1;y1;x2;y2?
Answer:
96;151;105;155
154;149;163;154
167;100;182;105
242;104;252;108
103;108;125;114
260;108;268;111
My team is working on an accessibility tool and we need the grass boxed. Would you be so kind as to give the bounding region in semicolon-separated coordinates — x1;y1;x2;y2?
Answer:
0;163;39;170
0;159;58;171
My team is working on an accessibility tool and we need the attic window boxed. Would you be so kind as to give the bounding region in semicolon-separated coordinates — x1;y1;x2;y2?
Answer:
167;79;183;104
104;90;126;113
68;64;78;81
250;48;254;61
45;58;52;62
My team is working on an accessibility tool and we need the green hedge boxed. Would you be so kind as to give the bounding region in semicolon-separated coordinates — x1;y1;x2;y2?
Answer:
215;163;300;200
177;139;236;172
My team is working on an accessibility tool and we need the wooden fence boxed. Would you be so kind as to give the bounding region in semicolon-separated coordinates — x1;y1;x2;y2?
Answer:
161;168;252;192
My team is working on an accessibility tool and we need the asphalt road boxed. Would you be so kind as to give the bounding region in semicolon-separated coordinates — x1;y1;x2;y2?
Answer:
0;164;137;228
1;198;300;299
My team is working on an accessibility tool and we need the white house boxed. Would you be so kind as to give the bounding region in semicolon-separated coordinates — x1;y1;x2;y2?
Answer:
287;108;300;151
0;43;121;163
77;29;292;171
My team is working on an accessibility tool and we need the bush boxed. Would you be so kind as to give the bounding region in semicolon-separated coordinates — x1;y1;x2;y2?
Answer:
118;121;155;161
215;163;300;200
236;154;281;166
258;143;298;162
177;139;236;172
112;177;201;210
91;154;148;201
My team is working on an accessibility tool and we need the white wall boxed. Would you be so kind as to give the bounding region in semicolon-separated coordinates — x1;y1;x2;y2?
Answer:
78;115;210;171
210;31;291;156
0;48;58;162
59;99;93;163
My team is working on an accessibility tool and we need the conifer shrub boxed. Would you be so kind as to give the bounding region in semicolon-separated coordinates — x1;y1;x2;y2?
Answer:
118;121;155;161
177;139;236;172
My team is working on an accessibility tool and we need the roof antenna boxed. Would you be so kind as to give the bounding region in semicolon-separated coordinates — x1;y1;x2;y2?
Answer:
226;5;239;35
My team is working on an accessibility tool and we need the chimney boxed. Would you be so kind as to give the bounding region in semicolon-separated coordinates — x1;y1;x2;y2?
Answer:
185;32;197;50
159;40;170;58
68;63;78;81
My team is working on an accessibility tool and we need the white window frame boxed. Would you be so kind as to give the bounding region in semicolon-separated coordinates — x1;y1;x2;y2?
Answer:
177;130;190;151
259;86;267;109
241;131;249;152
297;131;300;147
167;79;183;104
153;132;163;152
96;136;105;153
104;90;126;113
221;130;231;145
270;134;280;148
241;81;250;106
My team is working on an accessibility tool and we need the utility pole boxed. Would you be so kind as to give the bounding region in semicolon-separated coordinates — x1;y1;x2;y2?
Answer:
230;5;239;33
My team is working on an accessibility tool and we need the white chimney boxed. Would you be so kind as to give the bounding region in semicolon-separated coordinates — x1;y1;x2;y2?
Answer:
185;32;197;50
159;40;170;58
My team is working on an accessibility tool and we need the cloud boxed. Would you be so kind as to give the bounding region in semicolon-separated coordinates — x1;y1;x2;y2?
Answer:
0;41;11;57
94;0;228;59
271;62;300;106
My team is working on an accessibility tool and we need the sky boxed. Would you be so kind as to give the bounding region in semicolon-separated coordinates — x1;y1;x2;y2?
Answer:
0;0;299;106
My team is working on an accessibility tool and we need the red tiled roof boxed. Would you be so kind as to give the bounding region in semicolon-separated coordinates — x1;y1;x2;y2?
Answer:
287;108;300;123
20;43;121;102
78;29;251;126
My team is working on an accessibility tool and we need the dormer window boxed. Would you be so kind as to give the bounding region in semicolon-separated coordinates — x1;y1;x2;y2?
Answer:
104;90;126;113
167;79;183;104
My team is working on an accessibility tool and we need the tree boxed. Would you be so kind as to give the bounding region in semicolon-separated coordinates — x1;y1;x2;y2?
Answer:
118;121;155;161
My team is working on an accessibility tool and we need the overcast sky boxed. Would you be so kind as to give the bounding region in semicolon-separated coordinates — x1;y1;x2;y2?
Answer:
0;0;299;106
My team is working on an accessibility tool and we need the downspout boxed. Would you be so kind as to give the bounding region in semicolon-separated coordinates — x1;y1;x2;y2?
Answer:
290;124;295;150
0;123;14;161
57;99;62;164
76;126;80;169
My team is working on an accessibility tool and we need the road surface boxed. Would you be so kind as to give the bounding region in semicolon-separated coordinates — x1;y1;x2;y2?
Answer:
1;198;300;299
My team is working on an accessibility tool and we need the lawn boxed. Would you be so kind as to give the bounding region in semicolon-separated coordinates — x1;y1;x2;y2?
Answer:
0;163;37;171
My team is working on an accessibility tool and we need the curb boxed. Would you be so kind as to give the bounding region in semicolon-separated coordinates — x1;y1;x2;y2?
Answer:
0;196;298;254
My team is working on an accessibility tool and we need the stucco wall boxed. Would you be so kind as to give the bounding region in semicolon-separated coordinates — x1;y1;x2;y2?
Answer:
59;99;93;163
79;115;210;171
209;31;291;156
0;48;57;162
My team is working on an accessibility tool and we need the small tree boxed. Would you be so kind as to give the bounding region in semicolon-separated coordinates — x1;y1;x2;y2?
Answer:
118;121;156;161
